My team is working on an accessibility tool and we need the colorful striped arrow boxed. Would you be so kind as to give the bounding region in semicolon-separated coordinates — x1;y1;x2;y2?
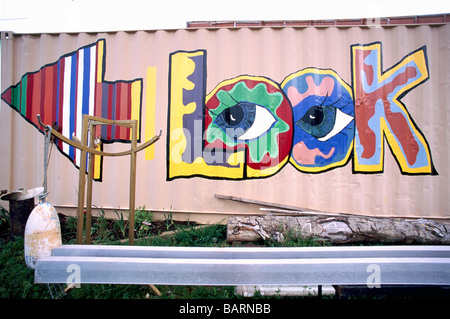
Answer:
1;39;142;180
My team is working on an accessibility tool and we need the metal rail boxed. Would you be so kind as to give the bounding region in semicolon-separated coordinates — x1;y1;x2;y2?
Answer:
35;245;450;286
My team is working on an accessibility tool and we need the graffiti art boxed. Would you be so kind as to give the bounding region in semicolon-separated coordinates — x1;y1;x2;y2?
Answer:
351;42;436;175
203;75;293;178
167;42;437;179
281;68;354;173
1;39;143;181
1;39;437;181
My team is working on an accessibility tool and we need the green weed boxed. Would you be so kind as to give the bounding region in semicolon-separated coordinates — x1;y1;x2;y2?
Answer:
113;210;128;239
163;211;174;231
136;223;227;247
134;206;153;238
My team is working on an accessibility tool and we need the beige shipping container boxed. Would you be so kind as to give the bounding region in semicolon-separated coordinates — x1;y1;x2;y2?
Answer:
1;21;449;223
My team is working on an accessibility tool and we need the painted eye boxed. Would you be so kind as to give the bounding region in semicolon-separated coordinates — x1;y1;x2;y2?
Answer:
296;105;353;141
214;101;276;141
238;104;277;140
215;102;255;131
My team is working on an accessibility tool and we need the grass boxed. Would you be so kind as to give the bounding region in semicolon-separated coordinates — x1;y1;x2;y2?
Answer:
0;207;269;299
0;206;329;299
0;224;235;299
2;206;447;301
0;237;48;298
136;223;228;247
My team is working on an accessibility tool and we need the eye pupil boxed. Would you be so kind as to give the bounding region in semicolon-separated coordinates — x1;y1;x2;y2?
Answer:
223;104;245;126
302;106;324;126
212;100;276;141
296;105;335;139
213;101;256;138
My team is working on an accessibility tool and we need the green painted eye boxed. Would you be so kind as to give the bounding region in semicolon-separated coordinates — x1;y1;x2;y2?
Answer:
214;100;276;141
205;76;292;169
214;101;255;137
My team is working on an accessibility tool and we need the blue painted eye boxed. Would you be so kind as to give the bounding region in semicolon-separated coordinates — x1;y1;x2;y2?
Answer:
296;103;353;141
297;105;336;139
214;101;276;141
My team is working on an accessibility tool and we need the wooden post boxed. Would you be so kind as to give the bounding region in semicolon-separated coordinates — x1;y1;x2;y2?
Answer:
84;120;96;244
38;114;161;246
76;116;89;244
128;120;138;245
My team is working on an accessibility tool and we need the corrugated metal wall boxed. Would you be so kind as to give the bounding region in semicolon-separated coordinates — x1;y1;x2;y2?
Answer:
1;23;449;221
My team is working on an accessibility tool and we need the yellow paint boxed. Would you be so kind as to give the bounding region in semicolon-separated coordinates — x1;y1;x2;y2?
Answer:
168;51;246;179
145;67;157;160
94;142;102;180
96;39;104;83
227;151;244;166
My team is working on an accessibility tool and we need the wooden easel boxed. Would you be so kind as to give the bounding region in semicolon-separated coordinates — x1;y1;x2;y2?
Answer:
38;114;161;245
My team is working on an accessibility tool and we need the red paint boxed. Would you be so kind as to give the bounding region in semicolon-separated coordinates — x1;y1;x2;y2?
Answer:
353;49;420;166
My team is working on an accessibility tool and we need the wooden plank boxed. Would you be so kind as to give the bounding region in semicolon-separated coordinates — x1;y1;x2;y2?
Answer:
259;208;340;216
216;194;380;218
149;284;161;296
215;194;325;213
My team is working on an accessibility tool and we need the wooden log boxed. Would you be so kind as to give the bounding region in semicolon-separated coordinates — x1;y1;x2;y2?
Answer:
227;215;450;244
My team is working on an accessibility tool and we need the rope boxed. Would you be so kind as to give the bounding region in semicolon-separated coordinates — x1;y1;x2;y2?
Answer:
39;125;52;202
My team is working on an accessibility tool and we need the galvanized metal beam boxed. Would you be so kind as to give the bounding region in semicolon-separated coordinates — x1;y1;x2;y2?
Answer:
50;244;450;259
34;245;450;286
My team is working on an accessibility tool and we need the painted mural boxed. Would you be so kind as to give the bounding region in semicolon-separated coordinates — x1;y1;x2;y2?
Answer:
1;39;143;181
167;41;437;179
281;68;354;173
1;39;437;182
351;42;435;175
167;50;293;179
